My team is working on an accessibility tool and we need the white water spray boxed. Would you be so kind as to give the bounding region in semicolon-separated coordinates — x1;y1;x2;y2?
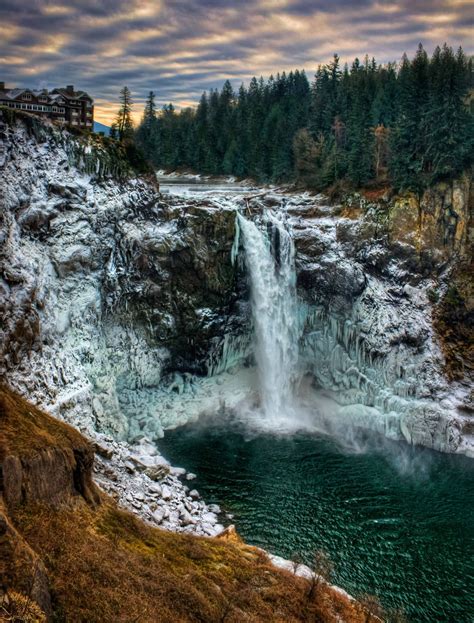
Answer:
237;210;300;420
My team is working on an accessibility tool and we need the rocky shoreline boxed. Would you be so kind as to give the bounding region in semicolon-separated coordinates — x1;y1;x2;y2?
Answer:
91;432;226;536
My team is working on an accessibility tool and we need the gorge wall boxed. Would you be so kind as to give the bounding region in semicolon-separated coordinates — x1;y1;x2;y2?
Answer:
0;110;242;443
1;111;472;458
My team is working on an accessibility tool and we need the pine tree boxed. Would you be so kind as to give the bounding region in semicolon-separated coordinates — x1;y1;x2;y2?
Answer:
391;45;431;191
423;45;473;184
136;91;161;165
390;53;420;191
115;86;134;141
293;128;321;186
347;58;373;186
143;91;156;125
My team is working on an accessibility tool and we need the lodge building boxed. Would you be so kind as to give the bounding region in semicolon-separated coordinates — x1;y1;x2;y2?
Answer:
0;83;94;129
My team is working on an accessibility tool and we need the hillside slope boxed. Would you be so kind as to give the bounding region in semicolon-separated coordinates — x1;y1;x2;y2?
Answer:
0;387;374;623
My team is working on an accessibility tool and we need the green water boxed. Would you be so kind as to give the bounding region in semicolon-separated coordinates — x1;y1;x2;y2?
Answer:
159;417;474;622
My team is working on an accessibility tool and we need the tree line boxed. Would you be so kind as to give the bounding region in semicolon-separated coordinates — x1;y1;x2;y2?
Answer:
114;44;473;192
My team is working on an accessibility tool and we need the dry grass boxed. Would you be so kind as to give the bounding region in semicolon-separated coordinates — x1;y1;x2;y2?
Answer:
11;501;370;623
0;387;90;462
1;386;376;622
0;590;46;622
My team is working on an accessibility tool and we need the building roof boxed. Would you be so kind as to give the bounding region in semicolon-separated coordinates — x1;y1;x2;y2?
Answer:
0;85;93;103
2;88;27;99
51;87;93;101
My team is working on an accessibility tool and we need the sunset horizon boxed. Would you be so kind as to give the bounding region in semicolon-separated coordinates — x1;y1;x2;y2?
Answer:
0;0;472;124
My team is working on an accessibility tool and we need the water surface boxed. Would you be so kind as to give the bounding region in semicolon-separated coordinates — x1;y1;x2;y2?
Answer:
159;418;474;622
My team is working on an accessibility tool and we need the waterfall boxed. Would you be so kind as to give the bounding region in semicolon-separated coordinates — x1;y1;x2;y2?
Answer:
237;210;299;420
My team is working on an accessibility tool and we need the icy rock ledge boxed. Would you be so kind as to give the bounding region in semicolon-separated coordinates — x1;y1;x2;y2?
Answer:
92;433;224;536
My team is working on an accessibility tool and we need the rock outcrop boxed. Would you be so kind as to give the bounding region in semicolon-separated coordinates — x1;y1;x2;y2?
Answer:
0;388;101;509
0;386;102;618
0;110;241;442
1;110;472;460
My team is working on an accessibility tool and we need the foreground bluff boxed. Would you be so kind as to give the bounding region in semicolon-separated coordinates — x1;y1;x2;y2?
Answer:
0;110;241;440
0;387;369;623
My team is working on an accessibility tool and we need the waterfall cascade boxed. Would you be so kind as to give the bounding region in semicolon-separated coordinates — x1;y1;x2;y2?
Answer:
237;211;300;420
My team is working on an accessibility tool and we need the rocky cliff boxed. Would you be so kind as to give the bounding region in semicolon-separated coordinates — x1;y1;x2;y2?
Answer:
1;110;472;461
0;110;241;443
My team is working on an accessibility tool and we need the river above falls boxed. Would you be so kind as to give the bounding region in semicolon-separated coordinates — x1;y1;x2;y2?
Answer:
158;418;474;623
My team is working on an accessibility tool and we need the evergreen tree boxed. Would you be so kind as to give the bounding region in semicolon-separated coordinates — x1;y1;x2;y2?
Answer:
136;91;160;163
143;90;156;124
134;45;473;192
423;45;473;183
346;58;374;186
115;86;134;141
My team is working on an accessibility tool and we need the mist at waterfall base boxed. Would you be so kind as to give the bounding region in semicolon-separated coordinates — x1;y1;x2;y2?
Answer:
158;207;474;621
231;209;393;451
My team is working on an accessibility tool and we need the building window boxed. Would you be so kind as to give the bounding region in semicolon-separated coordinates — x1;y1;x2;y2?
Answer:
22;93;32;100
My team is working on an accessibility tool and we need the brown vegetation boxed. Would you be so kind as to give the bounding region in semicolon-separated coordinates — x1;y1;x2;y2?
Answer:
11;502;372;623
0;386;377;622
432;261;474;381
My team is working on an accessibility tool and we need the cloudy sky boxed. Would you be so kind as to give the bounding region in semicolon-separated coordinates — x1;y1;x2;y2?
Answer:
0;0;472;124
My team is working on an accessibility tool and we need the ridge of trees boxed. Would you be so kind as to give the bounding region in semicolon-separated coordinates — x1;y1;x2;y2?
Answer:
133;44;473;192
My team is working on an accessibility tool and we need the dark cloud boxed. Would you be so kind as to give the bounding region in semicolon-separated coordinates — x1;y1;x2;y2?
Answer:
0;0;471;123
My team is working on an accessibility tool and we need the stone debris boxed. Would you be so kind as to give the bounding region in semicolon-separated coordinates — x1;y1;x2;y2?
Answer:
92;431;225;536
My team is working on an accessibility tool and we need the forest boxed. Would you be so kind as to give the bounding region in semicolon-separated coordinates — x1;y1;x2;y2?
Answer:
130;44;473;192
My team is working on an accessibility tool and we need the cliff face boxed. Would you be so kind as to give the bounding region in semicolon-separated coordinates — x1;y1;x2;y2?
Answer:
0;388;101;509
337;181;473;388
296;181;472;453
389;174;472;264
0;110;240;442
1;111;472;458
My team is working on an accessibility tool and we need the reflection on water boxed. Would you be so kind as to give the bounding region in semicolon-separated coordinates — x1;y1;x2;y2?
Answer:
159;417;474;623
